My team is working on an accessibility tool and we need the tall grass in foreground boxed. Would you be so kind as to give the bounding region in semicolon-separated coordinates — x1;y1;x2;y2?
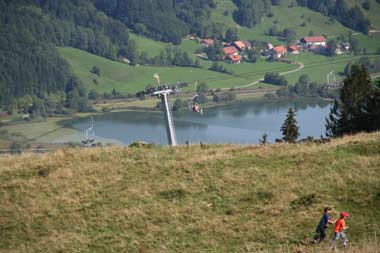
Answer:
0;132;379;252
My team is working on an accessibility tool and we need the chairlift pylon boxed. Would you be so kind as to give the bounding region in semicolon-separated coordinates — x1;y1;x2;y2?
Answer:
82;116;96;145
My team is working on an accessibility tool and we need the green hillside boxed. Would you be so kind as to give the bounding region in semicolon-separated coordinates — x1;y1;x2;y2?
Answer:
60;47;380;94
1;133;379;252
57;1;380;95
213;0;352;44
345;0;380;30
59;47;295;94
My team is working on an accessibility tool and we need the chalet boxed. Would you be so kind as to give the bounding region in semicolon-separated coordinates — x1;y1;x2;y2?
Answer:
288;45;299;54
201;39;215;47
223;46;239;56
233;41;247;51
226;55;242;64
300;36;327;47
271;45;287;59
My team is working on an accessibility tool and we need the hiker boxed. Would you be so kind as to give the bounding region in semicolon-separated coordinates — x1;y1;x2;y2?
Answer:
312;207;334;243
331;212;349;249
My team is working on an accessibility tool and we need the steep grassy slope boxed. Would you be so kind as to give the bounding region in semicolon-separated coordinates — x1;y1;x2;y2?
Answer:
215;0;352;44
1;133;380;252
345;0;380;30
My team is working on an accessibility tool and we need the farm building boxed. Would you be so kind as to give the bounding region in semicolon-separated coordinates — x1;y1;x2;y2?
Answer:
300;36;327;47
226;55;242;64
271;45;287;59
232;41;247;51
223;46;239;56
288;45;299;54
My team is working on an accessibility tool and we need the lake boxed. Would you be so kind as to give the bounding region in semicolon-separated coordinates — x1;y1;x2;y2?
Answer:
71;99;332;145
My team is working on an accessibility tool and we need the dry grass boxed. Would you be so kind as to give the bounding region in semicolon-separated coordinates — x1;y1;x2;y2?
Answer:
0;132;380;252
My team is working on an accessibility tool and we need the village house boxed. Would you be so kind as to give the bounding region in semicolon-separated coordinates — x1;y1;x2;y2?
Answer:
300;36;327;47
232;41;246;51
226;54;242;64
271;45;287;59
201;39;215;47
223;46;239;56
288;45;299;54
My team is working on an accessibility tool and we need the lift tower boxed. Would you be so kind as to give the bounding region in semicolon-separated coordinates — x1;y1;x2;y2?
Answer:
152;88;177;146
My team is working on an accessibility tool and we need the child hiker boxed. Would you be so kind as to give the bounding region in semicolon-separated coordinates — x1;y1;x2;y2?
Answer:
331;211;349;249
312;207;334;244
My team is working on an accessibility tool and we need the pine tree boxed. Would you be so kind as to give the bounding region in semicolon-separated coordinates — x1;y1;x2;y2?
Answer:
326;65;372;137
281;107;300;143
363;79;380;131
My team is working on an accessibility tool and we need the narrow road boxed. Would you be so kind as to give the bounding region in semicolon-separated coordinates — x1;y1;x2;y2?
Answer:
235;61;305;89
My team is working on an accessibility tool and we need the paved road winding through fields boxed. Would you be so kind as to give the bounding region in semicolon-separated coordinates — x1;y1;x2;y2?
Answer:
235;61;305;89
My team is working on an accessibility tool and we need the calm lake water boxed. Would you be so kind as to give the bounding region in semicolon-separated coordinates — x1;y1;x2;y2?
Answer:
70;99;332;146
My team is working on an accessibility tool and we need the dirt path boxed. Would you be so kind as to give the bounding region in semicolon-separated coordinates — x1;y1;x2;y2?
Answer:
235;61;305;89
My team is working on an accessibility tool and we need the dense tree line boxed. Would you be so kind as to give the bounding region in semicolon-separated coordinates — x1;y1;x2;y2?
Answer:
275;75;338;99
140;48;200;68
264;73;288;86
1;0;219;110
233;0;271;27
296;0;371;34
0;0;133;109
95;0;218;45
344;58;380;76
326;65;380;137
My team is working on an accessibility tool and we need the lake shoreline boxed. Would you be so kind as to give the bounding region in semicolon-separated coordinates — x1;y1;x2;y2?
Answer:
0;96;332;148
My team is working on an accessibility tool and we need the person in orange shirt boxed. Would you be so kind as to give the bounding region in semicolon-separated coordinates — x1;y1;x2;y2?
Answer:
331;212;349;249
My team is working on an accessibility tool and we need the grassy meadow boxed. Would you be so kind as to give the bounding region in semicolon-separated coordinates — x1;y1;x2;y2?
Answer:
59;47;297;94
0;132;379;252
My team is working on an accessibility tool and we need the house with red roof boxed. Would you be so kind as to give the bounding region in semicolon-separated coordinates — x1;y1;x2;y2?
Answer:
201;39;215;47
288;45;299;54
300;36;327;47
271;45;287;59
233;41;246;51
226;54;242;64
223;46;239;56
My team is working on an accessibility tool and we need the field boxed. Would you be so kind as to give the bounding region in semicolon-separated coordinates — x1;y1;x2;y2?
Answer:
286;52;380;84
0;132;380;252
59;47;296;94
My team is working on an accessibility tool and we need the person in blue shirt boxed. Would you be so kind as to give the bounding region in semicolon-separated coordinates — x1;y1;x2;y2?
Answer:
312;207;335;244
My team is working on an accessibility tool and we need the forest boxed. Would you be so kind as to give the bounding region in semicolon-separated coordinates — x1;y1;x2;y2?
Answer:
0;0;133;112
296;0;371;33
